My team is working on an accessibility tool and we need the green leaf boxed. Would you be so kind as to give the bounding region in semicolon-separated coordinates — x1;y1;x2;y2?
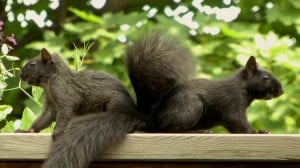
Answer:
1;44;9;55
0;80;7;90
81;28;116;41
266;3;300;26
288;0;300;9
0;105;13;121
64;23;84;34
68;7;104;24
26;31;66;53
1;121;15;133
32;86;43;102
103;12;148;28
20;107;37;130
285;116;296;127
5;55;20;61
220;23;258;39
0;80;7;99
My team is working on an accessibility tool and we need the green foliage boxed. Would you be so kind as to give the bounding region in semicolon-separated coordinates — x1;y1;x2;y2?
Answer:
20;107;36;130
1;121;15;133
0;0;299;133
0;85;45;132
0;105;12;121
18;106;53;133
73;42;95;71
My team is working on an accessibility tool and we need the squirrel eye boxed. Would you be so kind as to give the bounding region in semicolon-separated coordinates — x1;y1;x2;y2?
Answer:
29;62;36;67
262;75;269;81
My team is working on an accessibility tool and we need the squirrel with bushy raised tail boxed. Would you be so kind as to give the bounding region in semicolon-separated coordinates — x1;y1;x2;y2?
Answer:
18;32;284;168
126;32;284;133
19;48;146;168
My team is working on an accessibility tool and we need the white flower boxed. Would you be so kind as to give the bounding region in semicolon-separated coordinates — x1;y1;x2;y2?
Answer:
1;44;9;55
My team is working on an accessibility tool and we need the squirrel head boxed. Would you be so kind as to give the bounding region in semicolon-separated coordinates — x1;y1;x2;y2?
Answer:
19;48;57;87
242;56;284;100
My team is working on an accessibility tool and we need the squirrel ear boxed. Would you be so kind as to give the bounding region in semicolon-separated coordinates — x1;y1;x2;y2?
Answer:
41;48;52;63
245;56;258;74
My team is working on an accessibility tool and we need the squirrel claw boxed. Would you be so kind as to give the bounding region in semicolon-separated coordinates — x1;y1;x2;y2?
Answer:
15;129;35;133
257;130;269;134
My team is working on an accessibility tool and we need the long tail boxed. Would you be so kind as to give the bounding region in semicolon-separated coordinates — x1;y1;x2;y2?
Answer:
126;32;195;114
42;112;144;168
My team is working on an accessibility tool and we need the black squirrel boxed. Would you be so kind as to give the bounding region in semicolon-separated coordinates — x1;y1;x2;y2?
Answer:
18;32;284;167
19;48;146;167
126;32;284;133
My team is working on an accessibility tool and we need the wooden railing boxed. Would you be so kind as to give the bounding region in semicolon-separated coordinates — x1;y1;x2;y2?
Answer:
0;133;299;167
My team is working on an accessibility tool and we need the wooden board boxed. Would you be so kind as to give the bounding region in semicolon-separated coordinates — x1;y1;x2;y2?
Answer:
0;133;299;161
1;162;300;168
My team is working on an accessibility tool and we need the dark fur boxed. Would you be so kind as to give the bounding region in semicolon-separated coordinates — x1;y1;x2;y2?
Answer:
126;33;284;133
19;48;146;167
126;32;195;115
43;106;145;168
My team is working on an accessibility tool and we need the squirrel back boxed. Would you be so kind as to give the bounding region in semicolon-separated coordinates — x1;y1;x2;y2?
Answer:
154;56;283;133
126;33;283;133
20;48;134;116
20;48;146;167
126;32;195;114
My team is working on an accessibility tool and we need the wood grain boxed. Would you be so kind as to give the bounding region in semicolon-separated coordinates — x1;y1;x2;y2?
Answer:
0;133;299;161
1;162;300;168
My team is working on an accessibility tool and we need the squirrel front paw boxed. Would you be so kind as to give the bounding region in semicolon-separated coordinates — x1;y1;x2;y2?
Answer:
15;128;35;133
257;130;269;134
184;129;211;134
52;128;64;141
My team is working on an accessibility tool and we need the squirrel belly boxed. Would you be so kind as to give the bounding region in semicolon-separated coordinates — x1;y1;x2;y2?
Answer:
126;32;284;134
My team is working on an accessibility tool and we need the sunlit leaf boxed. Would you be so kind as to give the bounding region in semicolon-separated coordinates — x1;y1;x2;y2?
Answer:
0;80;7;90
1;121;15;133
32;86;43;102
288;0;300;8
20;107;37;130
1;44;9;55
68;7;104;24
0;105;13;121
5;55;20;61
285;116;296;127
266;4;300;26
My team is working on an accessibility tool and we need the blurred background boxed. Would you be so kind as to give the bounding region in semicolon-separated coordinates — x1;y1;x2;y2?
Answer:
0;0;299;133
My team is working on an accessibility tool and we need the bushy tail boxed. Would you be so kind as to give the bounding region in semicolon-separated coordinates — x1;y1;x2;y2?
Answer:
42;112;144;168
126;32;195;114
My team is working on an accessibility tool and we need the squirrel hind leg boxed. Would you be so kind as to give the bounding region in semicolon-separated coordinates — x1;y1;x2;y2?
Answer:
155;92;204;131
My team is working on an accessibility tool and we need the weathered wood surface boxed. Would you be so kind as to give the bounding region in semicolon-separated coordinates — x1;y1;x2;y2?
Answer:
0;133;299;161
1;162;300;168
